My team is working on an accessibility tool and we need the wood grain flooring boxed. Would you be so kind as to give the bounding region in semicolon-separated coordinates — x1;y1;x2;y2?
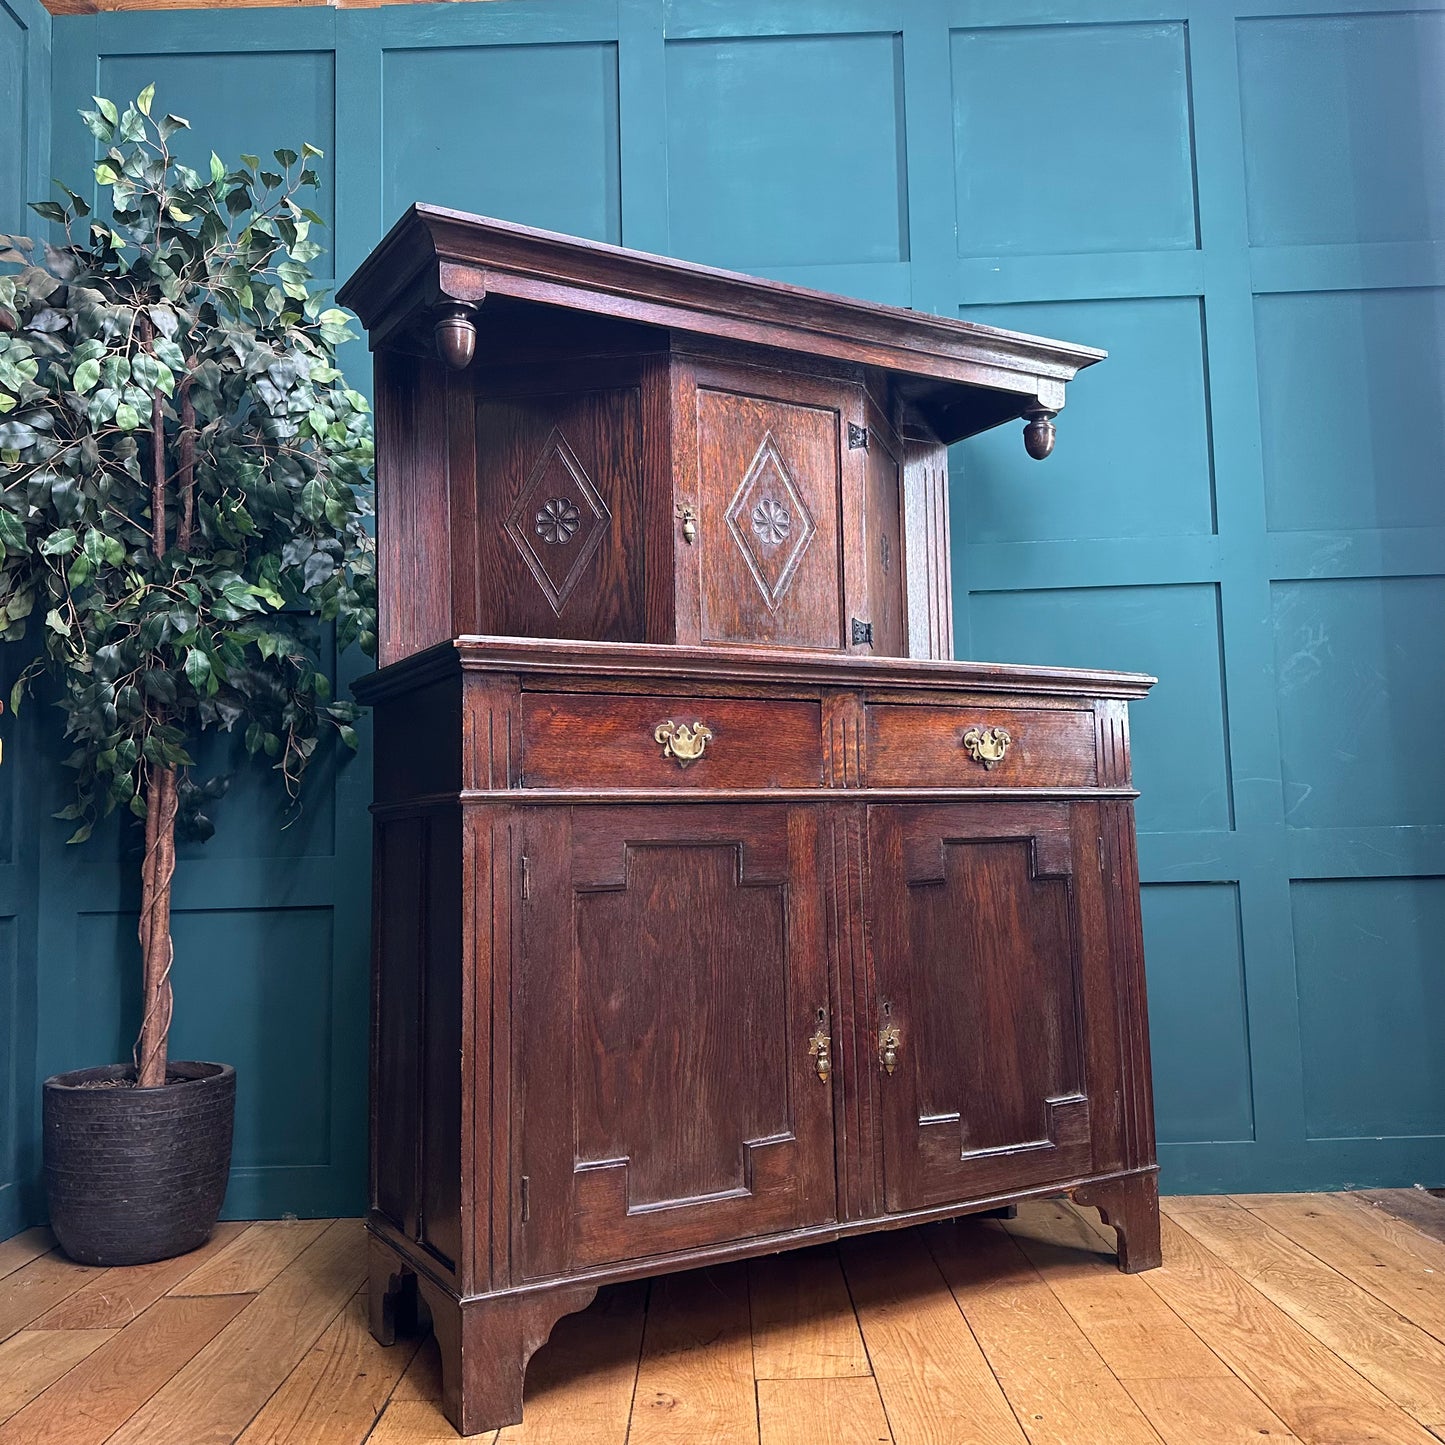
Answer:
0;1191;1441;1444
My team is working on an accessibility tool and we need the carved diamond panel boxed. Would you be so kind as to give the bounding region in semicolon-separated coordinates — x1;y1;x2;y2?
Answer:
505;428;611;614
726;433;815;610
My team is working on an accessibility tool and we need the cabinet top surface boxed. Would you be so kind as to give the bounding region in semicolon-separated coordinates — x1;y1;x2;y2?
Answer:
337;205;1105;395
353;634;1155;704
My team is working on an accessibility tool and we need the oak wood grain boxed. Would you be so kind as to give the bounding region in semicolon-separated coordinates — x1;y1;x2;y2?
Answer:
627;1265;757;1445
1353;1190;1445;1250
368;1397;499;1445
233;1288;419;1444
0;1254;102;1344
1167;1200;1445;1426
520;690;824;790
107;1220;364;1445
167;1218;330;1297
748;1245;871;1380
1003;1202;1230;1381
757;1377;894;1445
865;704;1097;790
1231;1193;1445;1344
1144;1215;1439;1445
840;1229;1028;1445
1123;1376;1303;1445
0;1294;248;1445
926;1219;1163;1445
0;1329;116;1425
34;1220;247;1327
0;1234;55;1283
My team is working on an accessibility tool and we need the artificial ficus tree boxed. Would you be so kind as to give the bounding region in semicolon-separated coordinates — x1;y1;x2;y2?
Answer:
0;88;377;1087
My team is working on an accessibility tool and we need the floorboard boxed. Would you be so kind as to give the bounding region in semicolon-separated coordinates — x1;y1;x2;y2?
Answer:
0;1195;1438;1443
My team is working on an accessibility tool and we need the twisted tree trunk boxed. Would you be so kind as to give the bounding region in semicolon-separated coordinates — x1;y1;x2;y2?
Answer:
134;314;178;1089
136;764;177;1087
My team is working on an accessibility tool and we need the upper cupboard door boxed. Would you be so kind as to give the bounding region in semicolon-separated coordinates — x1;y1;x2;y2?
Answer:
867;802;1105;1213
695;381;843;649
516;805;836;1279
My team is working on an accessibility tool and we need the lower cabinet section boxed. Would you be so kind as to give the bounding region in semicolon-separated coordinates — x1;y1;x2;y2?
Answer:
869;801;1101;1211
368;794;1159;1435
516;805;837;1276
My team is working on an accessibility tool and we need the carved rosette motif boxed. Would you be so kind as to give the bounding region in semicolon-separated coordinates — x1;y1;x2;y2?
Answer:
504;429;611;614
726;433;815;610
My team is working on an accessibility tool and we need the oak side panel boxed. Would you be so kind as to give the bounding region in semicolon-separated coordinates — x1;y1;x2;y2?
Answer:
375;349;454;667
373;817;425;1239
900;427;953;661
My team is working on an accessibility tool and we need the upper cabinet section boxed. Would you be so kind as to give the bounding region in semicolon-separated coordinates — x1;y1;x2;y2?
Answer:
339;207;1106;667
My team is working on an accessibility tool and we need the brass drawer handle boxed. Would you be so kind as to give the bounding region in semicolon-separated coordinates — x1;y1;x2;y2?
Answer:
655;719;713;768
879;1024;901;1076
962;725;1011;770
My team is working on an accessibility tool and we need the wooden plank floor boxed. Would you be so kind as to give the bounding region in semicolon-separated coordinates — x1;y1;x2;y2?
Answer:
1;1192;1442;1444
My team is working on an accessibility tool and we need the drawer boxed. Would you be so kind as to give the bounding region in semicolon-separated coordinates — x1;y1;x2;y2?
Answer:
521;691;824;789
865;704;1097;789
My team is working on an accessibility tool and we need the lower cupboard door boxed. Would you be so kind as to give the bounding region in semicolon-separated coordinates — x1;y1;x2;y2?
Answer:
868;802;1100;1214
516;804;837;1279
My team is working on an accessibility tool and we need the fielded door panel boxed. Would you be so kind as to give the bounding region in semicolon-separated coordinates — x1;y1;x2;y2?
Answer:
695;385;844;651
868;802;1098;1212
516;805;836;1279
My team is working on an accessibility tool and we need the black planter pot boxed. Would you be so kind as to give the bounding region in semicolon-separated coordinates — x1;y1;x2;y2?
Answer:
43;1061;236;1266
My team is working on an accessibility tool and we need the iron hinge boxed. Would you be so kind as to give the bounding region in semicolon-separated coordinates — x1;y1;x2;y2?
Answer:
520;1175;530;1224
851;617;874;648
847;422;869;450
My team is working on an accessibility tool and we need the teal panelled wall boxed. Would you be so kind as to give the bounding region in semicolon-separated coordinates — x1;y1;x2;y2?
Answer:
9;0;1439;1226
0;0;49;1240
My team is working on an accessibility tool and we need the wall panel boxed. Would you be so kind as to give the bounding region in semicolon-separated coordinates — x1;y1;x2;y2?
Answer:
664;32;909;270
382;42;621;242
1237;11;1445;247
9;0;1441;1228
950;21;1198;256
0;0;49;1241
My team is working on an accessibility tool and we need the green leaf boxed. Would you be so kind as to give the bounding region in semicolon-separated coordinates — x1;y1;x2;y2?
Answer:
45;607;69;636
94;96;118;126
159;113;190;140
114;402;140;430
72;357;101;394
94;161;119;186
184;647;211;689
9;678;25;714
39;528;77;557
136;83;155;117
66;822;94;845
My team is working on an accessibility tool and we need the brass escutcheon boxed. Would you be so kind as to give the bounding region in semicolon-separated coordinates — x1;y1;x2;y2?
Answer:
961;725;1011;769
655;719;713;767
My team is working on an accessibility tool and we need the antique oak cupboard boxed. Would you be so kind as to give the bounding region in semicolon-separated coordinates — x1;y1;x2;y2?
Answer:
340;207;1161;1437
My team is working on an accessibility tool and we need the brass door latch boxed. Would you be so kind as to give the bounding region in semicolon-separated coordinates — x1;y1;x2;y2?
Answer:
808;1029;832;1084
878;1023;901;1075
